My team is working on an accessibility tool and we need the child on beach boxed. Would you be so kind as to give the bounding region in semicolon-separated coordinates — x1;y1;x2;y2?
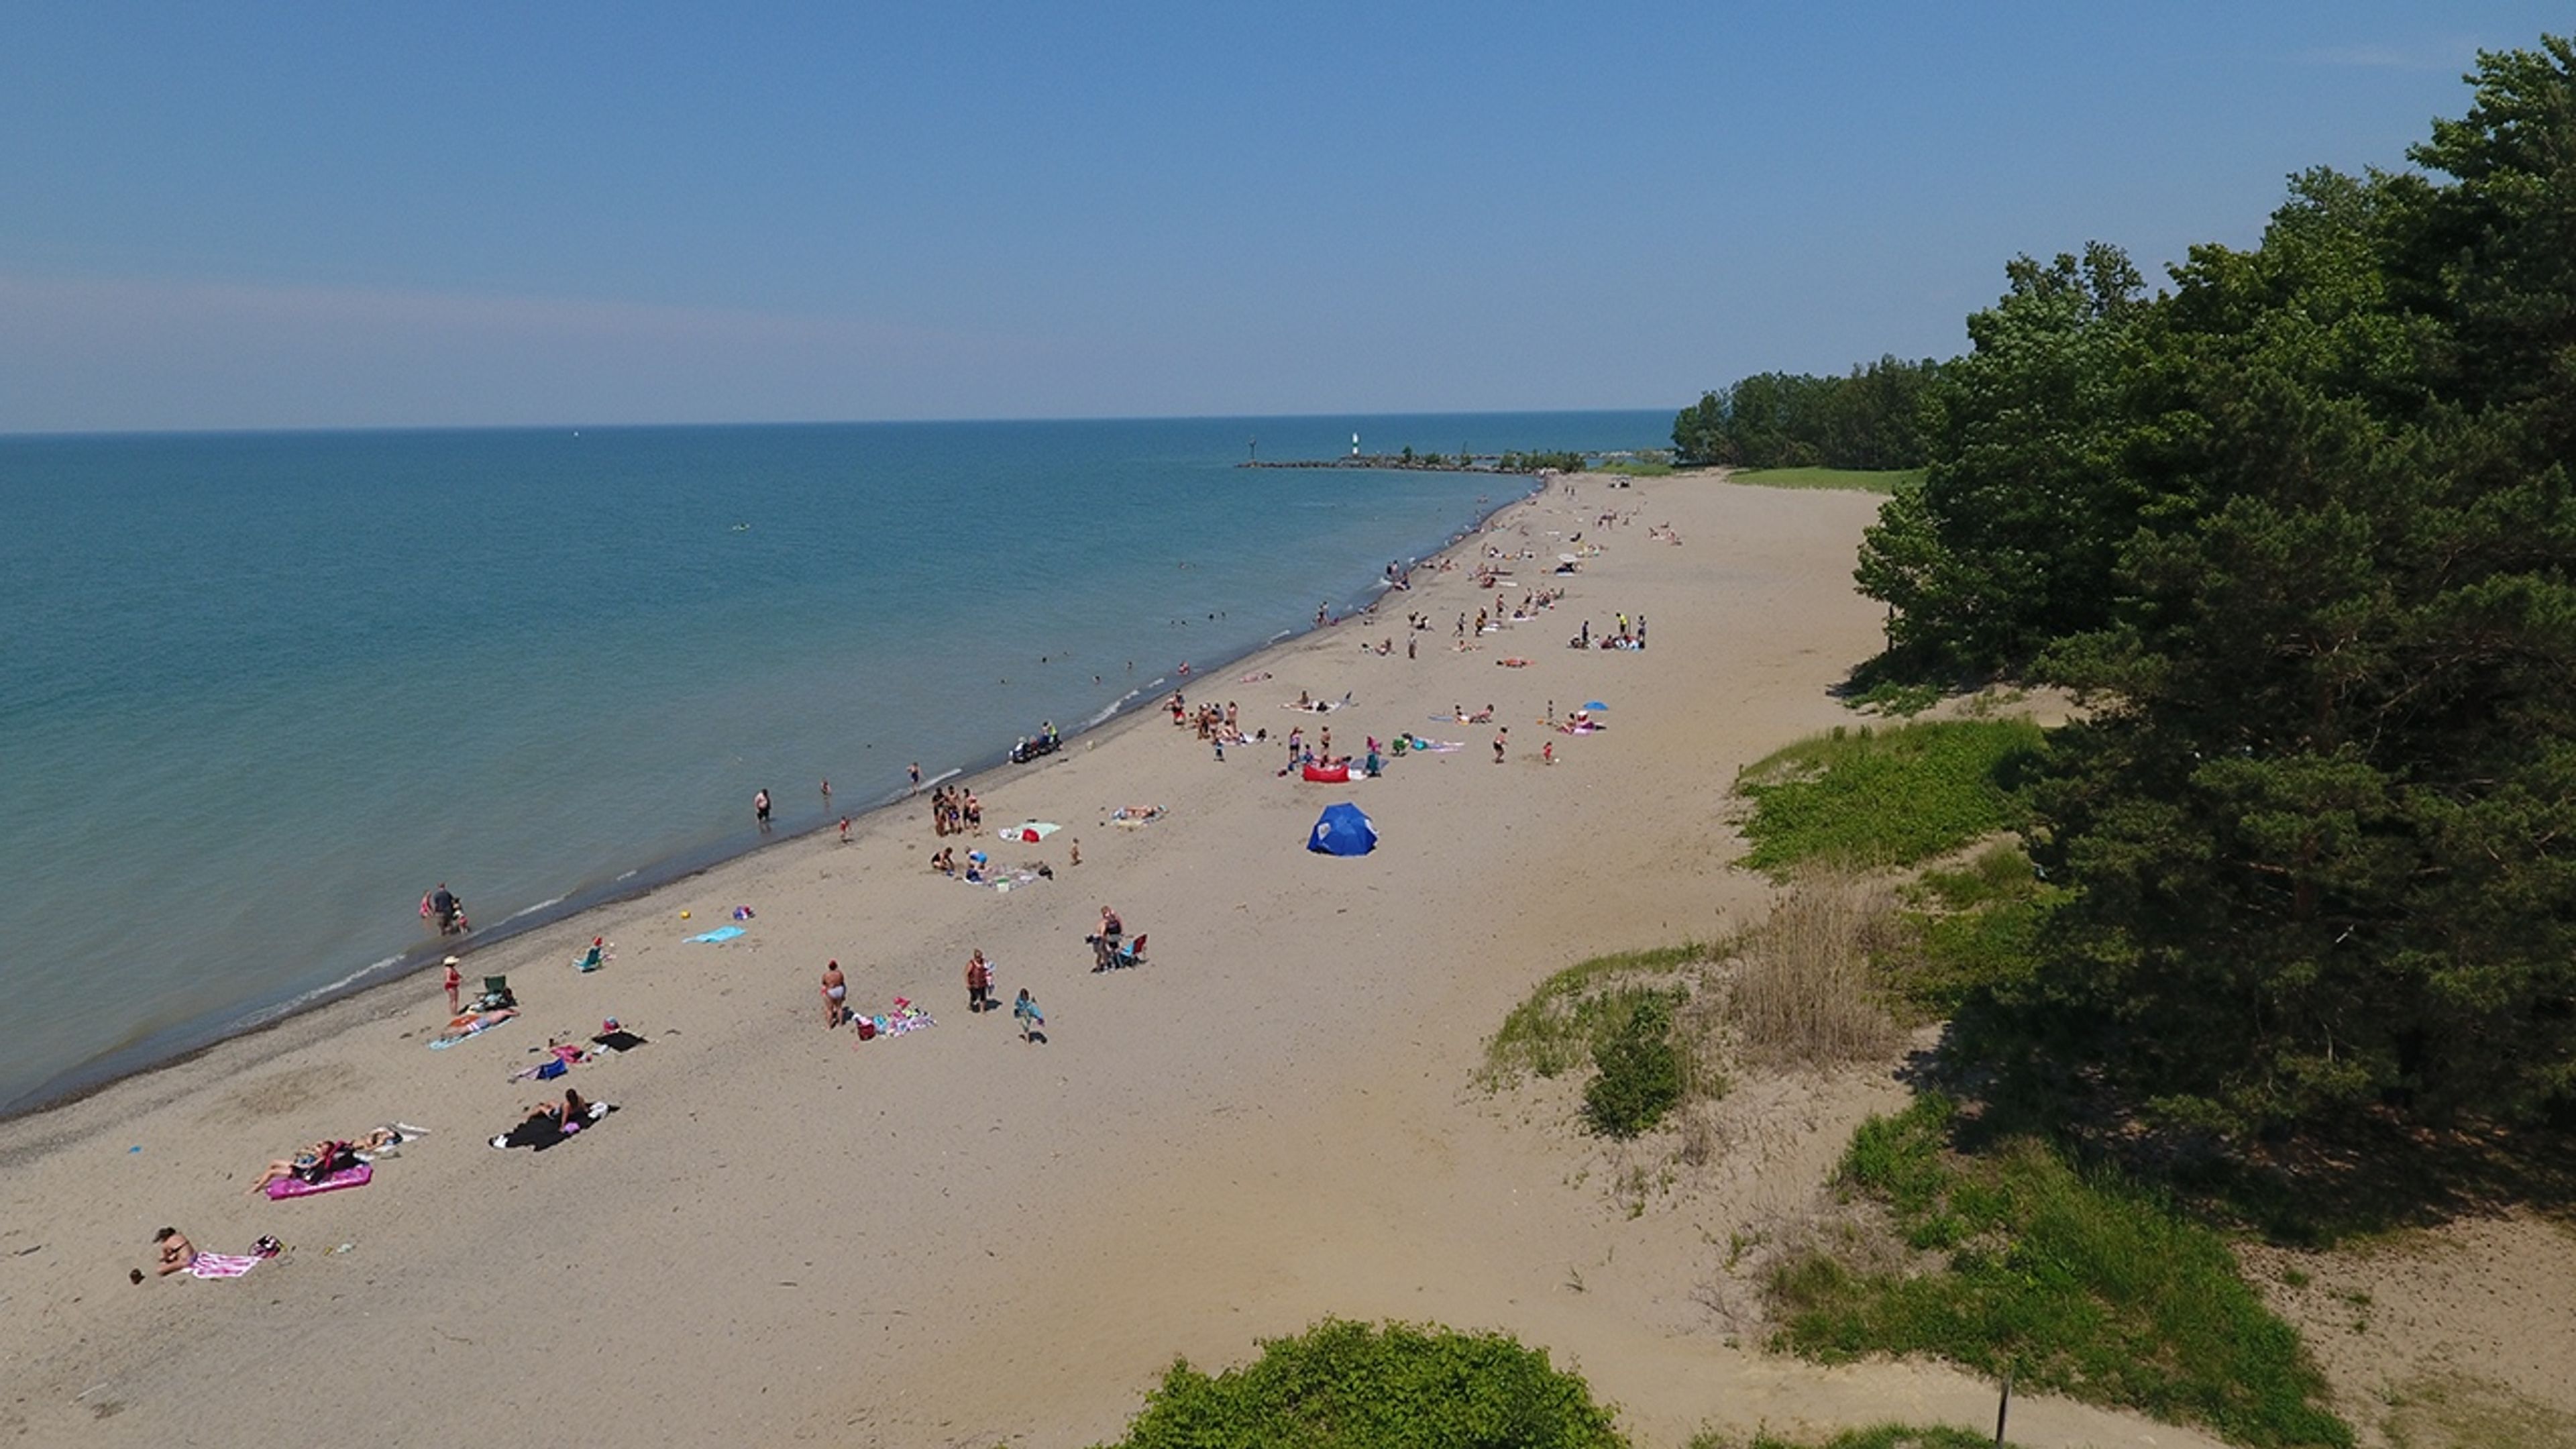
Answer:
1013;988;1044;1042
839;815;852;843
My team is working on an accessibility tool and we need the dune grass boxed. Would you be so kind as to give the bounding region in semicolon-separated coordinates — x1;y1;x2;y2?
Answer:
1480;945;1705;1088
1734;720;2043;876
1886;843;2059;1016
1770;1096;2352;1449
1727;467;1921;494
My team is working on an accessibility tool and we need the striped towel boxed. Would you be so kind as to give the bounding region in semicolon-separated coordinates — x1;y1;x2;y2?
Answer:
189;1253;262;1279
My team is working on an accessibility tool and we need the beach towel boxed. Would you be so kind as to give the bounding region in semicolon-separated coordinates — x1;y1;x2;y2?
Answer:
590;1029;649;1052
429;1008;517;1049
187;1252;264;1279
266;1163;372;1200
686;926;745;943
490;1101;615;1152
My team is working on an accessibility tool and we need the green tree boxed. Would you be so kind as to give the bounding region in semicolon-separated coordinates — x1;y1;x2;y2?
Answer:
1966;45;2576;1140
1853;244;2158;672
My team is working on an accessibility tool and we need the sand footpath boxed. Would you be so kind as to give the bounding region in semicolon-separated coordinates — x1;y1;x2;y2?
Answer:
0;474;2219;1448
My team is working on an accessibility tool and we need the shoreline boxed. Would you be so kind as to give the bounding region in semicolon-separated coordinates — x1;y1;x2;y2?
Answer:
1;474;1546;1124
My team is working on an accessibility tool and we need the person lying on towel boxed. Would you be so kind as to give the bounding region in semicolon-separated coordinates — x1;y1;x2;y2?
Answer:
244;1138;358;1196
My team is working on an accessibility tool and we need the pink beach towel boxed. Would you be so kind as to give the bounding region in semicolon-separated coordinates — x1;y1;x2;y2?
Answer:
266;1163;372;1200
188;1253;262;1279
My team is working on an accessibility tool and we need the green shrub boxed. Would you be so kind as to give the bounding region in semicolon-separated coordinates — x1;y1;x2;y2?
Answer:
1481;945;1704;1087
1097;1318;1627;1448
1735;720;2043;875
1770;1097;2351;1448
1584;995;1682;1138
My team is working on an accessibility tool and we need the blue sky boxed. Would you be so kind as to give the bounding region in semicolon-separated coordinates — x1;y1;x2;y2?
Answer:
1;3;2563;432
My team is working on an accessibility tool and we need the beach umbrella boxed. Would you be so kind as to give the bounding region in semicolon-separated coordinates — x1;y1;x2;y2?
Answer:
1307;802;1377;856
1582;700;1609;712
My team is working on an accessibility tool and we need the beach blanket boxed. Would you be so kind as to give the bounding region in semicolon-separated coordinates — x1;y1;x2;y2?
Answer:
590;1029;649;1052
429;1008;517;1049
997;821;1061;843
490;1101;615;1152
187;1252;264;1279
686;926;745;943
266;1163;372;1200
1110;806;1166;826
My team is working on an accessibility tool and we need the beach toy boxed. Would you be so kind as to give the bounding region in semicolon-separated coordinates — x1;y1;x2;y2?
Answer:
679;910;691;920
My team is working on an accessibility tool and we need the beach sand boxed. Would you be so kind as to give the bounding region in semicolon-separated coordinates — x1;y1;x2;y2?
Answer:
0;475;2225;1448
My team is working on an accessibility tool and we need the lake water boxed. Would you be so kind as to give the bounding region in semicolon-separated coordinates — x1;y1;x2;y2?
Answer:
0;411;1667;1113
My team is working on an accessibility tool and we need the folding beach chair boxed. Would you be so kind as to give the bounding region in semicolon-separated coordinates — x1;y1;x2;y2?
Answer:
476;975;516;1010
571;943;602;973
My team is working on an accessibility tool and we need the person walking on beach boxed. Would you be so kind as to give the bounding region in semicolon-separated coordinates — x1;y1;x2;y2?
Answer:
838;815;852;843
1013;988;1044;1043
1493;726;1508;765
965;949;993;1014
443;956;462;1014
908;761;920;791
820;959;847;1030
754;788;773;833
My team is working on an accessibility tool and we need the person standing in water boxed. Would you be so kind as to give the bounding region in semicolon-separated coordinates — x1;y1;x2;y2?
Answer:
754;788;772;832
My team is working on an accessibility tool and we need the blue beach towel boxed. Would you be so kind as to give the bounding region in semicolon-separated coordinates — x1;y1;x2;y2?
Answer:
686;926;746;943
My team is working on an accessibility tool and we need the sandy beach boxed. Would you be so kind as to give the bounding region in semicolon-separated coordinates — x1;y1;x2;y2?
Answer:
0;475;2227;1448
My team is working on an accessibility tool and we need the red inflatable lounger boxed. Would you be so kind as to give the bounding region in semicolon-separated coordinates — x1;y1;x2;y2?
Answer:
267;1163;373;1201
1301;764;1350;783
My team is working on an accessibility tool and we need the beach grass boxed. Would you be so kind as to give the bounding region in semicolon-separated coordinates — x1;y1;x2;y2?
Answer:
1688;1425;2019;1449
1733;720;2044;875
1480;944;1707;1088
1770;1096;2353;1449
1596;457;1676;477
1886;843;2059;1016
1727;467;1921;494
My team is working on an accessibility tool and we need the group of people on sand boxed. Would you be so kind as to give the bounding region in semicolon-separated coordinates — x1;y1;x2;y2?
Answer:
929;785;982;836
823;948;1045;1042
1568;612;1646;651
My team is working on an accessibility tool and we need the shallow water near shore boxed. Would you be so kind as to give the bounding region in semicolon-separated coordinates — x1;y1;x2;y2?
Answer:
0;411;1661;1114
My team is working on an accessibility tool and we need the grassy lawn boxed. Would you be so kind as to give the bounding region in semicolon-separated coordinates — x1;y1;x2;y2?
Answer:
1771;1097;2352;1449
1734;720;2043;875
1727;466;1921;494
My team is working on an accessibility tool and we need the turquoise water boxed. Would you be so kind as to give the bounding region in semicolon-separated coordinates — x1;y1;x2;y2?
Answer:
0;413;1665;1113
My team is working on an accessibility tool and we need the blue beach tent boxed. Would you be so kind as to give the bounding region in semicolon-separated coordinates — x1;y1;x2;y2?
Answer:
1307;802;1378;856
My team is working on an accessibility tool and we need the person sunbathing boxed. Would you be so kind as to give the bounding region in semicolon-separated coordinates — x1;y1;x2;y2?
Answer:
154;1227;197;1276
246;1139;354;1195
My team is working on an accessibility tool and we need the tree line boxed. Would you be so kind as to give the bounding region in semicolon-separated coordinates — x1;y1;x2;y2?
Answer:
1854;39;2576;1153
1670;355;1942;470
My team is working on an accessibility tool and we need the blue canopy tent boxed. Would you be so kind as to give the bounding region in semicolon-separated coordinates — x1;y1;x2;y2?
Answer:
1307;801;1378;856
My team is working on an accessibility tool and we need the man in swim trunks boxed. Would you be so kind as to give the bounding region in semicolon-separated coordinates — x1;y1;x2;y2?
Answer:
754;789;772;832
820;959;847;1029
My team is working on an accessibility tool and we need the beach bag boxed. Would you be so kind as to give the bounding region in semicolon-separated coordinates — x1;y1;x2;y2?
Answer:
856;1018;877;1041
